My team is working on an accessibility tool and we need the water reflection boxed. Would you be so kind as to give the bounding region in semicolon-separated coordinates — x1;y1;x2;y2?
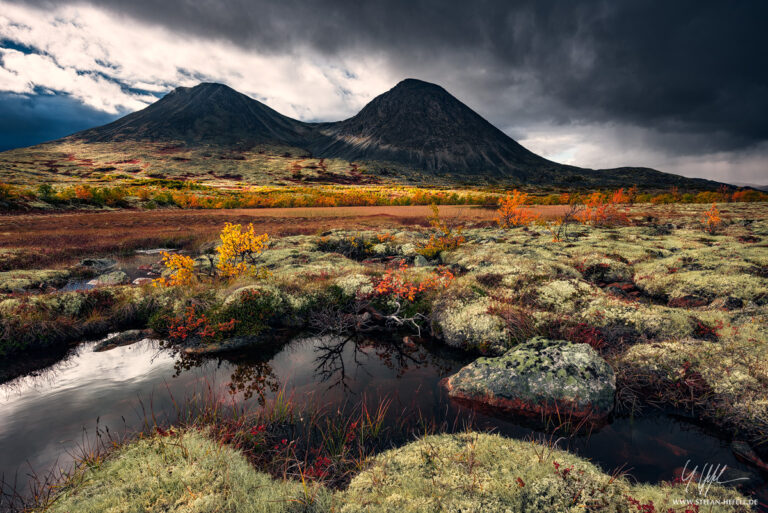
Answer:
311;335;454;391
0;334;765;506
167;335;457;402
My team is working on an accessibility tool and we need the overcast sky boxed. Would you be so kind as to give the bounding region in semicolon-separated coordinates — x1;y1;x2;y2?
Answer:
1;0;766;183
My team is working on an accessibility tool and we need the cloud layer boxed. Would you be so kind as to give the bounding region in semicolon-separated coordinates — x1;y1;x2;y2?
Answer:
1;0;766;183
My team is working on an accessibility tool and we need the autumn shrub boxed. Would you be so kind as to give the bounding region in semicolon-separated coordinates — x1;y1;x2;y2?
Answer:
417;204;465;259
701;203;722;234
74;184;93;201
0;182;15;201
373;261;454;303
153;252;196;287
167;306;238;345
217;222;270;278
538;200;584;242
576;191;630;227
732;188;767;202
495;189;539;227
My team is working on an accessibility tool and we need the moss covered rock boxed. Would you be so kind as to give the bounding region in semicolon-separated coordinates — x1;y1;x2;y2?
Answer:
0;269;71;292
47;430;329;513
88;270;130;286
433;297;509;354
444;337;615;419
339;432;750;513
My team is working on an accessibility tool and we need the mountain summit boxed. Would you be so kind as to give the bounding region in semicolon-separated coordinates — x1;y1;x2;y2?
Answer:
75;83;310;146
309;79;557;179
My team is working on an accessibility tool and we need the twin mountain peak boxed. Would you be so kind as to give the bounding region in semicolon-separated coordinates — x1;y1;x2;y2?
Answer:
71;79;716;188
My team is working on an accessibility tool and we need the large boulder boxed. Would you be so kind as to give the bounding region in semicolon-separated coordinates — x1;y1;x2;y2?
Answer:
444;337;615;419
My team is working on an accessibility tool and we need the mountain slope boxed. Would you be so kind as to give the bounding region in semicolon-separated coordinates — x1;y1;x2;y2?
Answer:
73;83;311;146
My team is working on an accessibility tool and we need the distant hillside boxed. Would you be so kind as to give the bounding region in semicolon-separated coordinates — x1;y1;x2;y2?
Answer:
5;79;725;189
731;182;768;192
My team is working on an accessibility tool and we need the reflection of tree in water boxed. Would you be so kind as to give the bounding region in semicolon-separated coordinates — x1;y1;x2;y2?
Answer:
312;335;454;392
227;361;279;403
171;352;280;406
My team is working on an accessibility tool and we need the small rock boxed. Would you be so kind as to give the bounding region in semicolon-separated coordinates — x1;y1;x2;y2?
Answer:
78;258;117;272
731;440;768;473
135;248;176;255
182;335;262;355
93;329;153;352
444;337;616;420
132;277;154;286
709;296;744;310
88;270;129;286
604;281;639;298
668;295;709;308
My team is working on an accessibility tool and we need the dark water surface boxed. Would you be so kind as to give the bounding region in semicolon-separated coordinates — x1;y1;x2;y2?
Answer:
1;335;765;507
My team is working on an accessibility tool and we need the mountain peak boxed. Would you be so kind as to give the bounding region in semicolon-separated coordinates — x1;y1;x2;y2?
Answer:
309;78;550;178
166;82;241;100
171;82;231;93
391;78;446;91
72;81;308;145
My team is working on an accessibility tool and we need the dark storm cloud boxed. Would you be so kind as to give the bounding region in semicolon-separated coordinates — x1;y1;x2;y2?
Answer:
11;0;768;154
0;92;118;151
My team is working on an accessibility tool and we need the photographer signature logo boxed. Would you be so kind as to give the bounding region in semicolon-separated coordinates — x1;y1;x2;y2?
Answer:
679;460;749;497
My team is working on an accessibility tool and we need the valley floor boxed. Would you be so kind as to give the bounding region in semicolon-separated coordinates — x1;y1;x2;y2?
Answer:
1;201;767;511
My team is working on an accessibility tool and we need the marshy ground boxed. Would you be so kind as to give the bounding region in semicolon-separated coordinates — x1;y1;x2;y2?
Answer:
1;200;766;511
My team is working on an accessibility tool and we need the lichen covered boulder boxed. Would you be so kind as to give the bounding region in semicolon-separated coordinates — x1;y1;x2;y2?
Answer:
444;337;615;419
88;270;129;286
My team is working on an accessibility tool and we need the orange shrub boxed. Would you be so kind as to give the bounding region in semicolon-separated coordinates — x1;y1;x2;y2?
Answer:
611;188;629;204
136;187;151;200
576;191;629;227
702;203;721;234
495;190;539;227
418;204;465;258
374;261;454;302
74;185;93;200
732;189;767;202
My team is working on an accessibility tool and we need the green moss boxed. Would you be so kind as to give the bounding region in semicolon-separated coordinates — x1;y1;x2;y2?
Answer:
46;430;330;513
0;268;71;293
338;432;749;512
433;296;509;354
